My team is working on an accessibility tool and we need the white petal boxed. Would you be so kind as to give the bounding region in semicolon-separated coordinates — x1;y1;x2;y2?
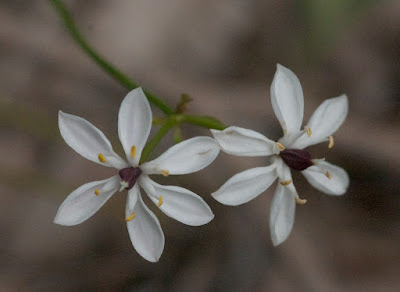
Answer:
118;88;152;166
141;137;219;175
290;95;349;149
274;157;292;181
269;183;296;246
126;185;164;262
54;176;120;226
270;64;304;135
211;126;279;157
302;160;349;195
140;176;214;226
212;165;278;206
58;111;127;169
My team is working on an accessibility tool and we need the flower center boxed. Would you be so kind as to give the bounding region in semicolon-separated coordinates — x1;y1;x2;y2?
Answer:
279;149;313;171
118;167;142;191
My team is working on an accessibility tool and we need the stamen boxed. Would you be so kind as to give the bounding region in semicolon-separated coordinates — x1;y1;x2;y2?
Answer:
130;145;137;158
296;197;307;205
328;136;334;148
161;170;169;177
325;171;332;179
94;189;100;196
119;181;129;192
98;153;106;163
304;126;312;137
125;212;135;222
275;142;285;151
157;195;163;207
280;179;292;186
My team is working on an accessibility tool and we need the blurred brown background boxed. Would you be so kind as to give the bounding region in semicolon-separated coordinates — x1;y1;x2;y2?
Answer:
1;0;399;291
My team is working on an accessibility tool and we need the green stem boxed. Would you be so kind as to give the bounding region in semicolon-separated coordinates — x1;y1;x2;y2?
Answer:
50;0;174;115
179;114;227;130
140;117;176;163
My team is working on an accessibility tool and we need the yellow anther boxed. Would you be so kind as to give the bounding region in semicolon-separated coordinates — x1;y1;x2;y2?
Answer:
125;212;136;222
161;169;169;177
280;179;292;186
304;126;312;137
325;171;332;179
98;153;106;163
157;195;163;207
275;142;285;151
130;145;137;158
296;197;307;205
94;189;100;196
328;136;334;148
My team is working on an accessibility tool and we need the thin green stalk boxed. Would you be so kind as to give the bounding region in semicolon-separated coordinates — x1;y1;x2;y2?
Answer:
178;114;227;130
50;0;174;115
140;117;176;163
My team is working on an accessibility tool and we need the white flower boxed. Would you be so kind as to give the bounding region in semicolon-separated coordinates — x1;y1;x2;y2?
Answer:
211;64;349;246
54;88;219;262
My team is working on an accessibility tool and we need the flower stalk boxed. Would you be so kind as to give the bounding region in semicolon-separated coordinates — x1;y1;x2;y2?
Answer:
140;117;177;164
49;0;174;115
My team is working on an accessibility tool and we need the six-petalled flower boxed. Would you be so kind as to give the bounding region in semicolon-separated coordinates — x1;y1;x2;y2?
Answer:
211;64;350;246
54;88;219;262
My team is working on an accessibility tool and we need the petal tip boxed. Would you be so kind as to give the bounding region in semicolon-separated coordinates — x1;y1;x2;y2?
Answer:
146;255;160;263
53;216;60;225
58;110;66;123
188;212;215;226
58;110;72;121
211;191;225;204
271;237;282;247
53;215;71;226
211;191;237;206
201;212;215;225
276;63;290;73
127;87;146;101
270;230;289;247
122;87;150;111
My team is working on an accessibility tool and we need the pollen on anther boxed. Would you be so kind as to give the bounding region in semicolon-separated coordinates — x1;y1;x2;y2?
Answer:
276;142;285;151
157;195;163;207
94;189;100;196
280;179;292;186
328;136;334;148
130;145;137;158
161;170;169;177
125;212;135;222
304;126;312;137
296;197;307;205
325;171;332;179
98;153;106;163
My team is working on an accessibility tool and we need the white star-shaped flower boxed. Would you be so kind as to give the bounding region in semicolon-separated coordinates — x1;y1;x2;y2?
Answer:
54;88;219;262
211;64;349;246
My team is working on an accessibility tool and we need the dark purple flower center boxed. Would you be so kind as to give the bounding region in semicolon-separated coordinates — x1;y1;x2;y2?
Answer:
279;149;313;171
118;167;142;190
